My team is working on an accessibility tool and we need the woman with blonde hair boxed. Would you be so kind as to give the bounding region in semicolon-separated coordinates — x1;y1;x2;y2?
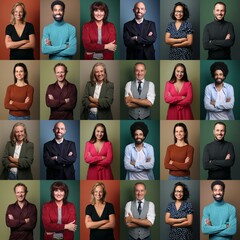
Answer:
82;62;114;120
85;182;115;240
5;2;35;59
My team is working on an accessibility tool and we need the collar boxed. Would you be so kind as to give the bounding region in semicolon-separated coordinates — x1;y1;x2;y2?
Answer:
135;79;145;84
55;138;64;144
213;200;225;206
136;199;145;204
53;20;65;26
135;18;144;24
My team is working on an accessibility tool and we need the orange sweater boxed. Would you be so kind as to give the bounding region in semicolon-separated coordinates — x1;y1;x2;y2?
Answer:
4;84;34;117
164;144;194;177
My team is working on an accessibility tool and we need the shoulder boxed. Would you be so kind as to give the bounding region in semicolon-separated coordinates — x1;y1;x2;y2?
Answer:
144;19;155;25
63;139;76;145
225;202;236;211
106;81;114;87
44;139;55;146
143;142;154;149
104;22;115;28
205;83;214;89
147;81;155;87
26;22;34;28
6;24;13;30
65;22;76;29
148;201;155;208
124;19;135;26
105;141;112;147
86;204;93;212
106;202;114;208
167;144;175;149
24;141;34;147
65;202;75;208
187;144;194;150
27;84;34;90
125;143;134;150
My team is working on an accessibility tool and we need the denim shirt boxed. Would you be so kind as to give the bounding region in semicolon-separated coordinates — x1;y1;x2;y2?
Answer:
124;142;155;180
204;82;235;120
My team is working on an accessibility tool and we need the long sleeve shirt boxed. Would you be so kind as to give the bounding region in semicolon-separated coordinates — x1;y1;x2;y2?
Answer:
203;139;235;180
202;200;237;240
42;20;77;60
164;144;194;177
124;142;155;180
203;19;235;60
204;82;234;120
6;200;37;240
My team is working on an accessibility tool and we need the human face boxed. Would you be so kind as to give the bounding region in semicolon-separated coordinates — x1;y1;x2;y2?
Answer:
52;5;64;22
95;126;104;141
53;189;65;202
213;3;226;21
174;185;184;201
135;184;146;201
133;2;146;20
134;130;145;145
93;9;105;22
94;66;105;83
175;126;185;142
213;123;225;141
214;69;225;85
174;5;184;21
94;186;104;202
175;66;185;81
15;186;26;203
212;184;224;202
55;66;66;82
14;5;24;21
14;125;25;143
134;64;146;81
54;122;66;140
15;66;25;81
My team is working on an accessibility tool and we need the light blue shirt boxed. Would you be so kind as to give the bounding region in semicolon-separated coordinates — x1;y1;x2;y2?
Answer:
204;82;235;120
124;142;155;180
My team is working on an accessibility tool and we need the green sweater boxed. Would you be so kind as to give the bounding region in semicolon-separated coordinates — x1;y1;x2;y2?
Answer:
202;200;237;239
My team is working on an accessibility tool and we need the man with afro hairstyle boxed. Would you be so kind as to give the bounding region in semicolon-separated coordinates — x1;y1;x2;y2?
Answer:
124;122;155;180
204;62;234;120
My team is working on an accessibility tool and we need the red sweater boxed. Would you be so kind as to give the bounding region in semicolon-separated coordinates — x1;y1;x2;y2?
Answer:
82;21;116;60
164;144;194;177
4;84;34;117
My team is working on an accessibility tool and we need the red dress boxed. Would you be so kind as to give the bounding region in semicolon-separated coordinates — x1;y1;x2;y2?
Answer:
164;81;193;120
84;141;114;180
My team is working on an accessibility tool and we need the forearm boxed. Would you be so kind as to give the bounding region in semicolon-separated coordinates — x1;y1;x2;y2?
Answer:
131;98;153;107
131;218;152;227
86;220;109;229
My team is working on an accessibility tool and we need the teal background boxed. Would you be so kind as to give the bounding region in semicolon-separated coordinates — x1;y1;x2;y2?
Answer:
200;120;240;179
80;0;120;59
120;180;160;240
40;180;80;240
200;60;240;120
200;0;240;59
120;120;160;180
120;60;160;120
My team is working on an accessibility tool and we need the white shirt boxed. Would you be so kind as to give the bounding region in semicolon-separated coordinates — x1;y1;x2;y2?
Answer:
125;79;156;104
125;199;155;224
90;82;103;113
10;142;23;173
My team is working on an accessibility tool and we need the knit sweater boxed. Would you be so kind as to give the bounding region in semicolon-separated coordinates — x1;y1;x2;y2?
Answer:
42;20;77;60
164;144;194;177
203;139;235;180
202;200;237;239
203;19;235;60
4;84;34;117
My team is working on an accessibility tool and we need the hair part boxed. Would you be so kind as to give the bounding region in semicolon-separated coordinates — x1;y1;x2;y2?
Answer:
10;122;29;145
14;182;28;193
89;123;109;143
90;62;108;85
50;181;69;204
171;182;190;200
171;2;190;21
173;122;189;144
90;182;106;205
90;1;109;23
11;2;26;25
13;63;29;84
169;63;189;83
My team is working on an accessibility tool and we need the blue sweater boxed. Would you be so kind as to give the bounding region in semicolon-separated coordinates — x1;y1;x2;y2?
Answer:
202;200;237;239
42;20;77;60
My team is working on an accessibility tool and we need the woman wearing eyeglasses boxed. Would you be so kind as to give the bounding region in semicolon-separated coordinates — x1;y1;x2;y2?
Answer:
165;2;193;60
165;182;193;240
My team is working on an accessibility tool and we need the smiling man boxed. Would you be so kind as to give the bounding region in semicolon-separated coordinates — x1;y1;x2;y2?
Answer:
125;182;155;240
42;0;77;59
43;121;77;180
45;63;77;120
123;1;157;60
202;180;237;240
204;62;234;120
203;2;235;60
124;122;155;180
6;183;37;240
125;62;155;120
202;122;235;180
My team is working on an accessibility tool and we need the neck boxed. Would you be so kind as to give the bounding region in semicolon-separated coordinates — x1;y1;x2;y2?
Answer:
95;20;103;27
16;80;26;86
57;80;65;88
17;200;25;208
15;19;23;25
55;200;63;207
215;82;223;89
176;140;186;146
135;143;143;149
55;138;63;143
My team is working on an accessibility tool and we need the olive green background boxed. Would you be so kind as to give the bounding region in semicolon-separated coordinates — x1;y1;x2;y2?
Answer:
120;60;160;120
120;120;160;180
80;0;120;59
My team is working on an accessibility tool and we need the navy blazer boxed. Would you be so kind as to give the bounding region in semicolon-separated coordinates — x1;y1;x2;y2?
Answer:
123;19;157;60
43;139;76;180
